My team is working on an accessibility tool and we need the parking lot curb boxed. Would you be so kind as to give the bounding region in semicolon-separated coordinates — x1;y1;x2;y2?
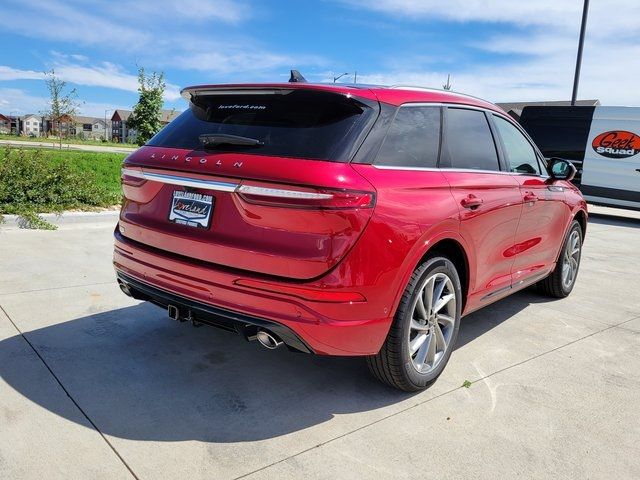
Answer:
0;210;119;229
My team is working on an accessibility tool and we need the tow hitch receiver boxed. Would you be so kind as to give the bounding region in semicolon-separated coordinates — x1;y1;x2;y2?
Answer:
168;304;202;327
167;304;181;321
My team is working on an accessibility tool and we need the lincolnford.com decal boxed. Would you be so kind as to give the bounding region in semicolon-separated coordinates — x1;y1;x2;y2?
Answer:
592;130;640;158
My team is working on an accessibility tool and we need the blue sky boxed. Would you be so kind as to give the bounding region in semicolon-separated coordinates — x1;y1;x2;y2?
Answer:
1;0;639;117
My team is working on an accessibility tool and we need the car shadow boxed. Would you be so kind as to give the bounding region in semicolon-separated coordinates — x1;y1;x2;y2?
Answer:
1;292;534;443
588;212;640;229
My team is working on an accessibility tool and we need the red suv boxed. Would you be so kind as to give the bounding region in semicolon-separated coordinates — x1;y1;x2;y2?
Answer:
114;82;587;391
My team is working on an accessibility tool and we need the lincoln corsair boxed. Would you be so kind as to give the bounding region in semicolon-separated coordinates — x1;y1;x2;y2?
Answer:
114;82;587;391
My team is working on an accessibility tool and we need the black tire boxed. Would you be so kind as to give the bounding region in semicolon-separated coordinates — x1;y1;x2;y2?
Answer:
537;220;583;298
367;256;462;392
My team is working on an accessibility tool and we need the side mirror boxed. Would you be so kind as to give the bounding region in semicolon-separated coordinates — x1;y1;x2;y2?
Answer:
548;158;576;182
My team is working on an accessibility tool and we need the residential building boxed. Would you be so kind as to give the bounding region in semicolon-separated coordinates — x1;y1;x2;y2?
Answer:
71;115;108;140
496;100;600;121
21;114;44;136
111;108;181;143
0;113;10;133
44;114;74;138
111;109;132;144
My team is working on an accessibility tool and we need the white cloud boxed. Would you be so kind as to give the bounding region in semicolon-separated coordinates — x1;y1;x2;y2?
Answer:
0;88;48;115
339;0;640;105
53;62;182;102
0;62;181;102
338;0;640;36
0;87;134;117
0;0;152;46
0;0;316;85
0;66;43;81
121;0;251;24
0;0;251;49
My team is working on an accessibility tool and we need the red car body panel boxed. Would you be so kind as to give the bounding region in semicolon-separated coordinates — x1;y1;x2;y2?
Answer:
114;83;587;356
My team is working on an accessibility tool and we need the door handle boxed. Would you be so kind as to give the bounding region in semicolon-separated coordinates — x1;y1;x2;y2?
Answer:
461;195;483;209
523;192;538;203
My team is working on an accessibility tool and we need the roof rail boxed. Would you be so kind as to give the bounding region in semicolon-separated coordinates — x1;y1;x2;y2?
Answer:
389;85;489;104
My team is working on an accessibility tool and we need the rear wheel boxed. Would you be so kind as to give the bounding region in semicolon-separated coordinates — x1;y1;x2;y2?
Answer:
367;256;462;391
537;220;583;298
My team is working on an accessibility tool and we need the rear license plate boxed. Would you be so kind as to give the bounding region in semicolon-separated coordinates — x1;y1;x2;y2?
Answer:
168;190;214;229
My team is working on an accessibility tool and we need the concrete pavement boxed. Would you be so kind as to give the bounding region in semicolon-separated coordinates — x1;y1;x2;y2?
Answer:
0;208;639;479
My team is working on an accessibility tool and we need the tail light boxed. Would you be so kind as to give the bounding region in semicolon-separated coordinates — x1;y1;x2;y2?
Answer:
121;168;146;187
236;183;375;209
121;168;376;209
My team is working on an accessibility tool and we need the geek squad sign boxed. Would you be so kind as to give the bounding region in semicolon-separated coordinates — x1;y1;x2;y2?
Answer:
592;130;640;158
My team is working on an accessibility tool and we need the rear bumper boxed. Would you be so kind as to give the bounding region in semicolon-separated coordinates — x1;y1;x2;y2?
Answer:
116;271;313;353
113;229;391;355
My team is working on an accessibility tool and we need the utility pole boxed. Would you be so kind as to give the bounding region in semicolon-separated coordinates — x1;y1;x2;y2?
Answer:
353;71;357;84
571;0;590;106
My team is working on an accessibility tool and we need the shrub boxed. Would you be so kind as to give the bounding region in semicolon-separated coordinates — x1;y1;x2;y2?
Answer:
0;147;121;229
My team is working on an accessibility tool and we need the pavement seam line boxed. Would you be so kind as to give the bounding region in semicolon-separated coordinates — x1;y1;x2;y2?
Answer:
0;280;115;297
232;313;640;480
0;304;140;480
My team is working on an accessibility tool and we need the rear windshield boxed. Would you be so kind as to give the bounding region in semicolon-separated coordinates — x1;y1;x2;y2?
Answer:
147;90;376;161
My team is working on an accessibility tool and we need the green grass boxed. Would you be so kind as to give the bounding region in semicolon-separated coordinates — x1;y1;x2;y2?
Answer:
0;147;125;228
0;133;134;149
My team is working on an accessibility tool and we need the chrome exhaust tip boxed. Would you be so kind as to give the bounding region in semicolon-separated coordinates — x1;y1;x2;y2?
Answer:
256;329;283;350
118;280;133;297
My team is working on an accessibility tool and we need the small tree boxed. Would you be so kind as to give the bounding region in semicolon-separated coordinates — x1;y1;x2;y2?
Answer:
42;70;81;149
127;68;166;146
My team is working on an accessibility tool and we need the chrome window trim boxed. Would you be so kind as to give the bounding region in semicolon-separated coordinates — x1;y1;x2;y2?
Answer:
372;164;551;180
121;168;238;192
373;165;512;175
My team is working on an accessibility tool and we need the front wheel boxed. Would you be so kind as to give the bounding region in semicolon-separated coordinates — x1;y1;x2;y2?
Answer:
537;220;583;298
367;256;462;391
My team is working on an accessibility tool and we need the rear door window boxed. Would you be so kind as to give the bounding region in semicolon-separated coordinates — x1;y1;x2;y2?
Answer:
493;115;543;175
442;108;500;171
374;105;441;168
147;90;376;162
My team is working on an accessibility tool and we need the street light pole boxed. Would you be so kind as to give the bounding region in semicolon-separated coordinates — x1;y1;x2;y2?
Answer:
333;72;350;83
571;0;590;106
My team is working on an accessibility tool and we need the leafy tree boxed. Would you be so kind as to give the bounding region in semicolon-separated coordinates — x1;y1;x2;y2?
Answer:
127;68;166;146
42;70;81;149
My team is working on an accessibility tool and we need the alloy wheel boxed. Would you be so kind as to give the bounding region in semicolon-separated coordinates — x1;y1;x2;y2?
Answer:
562;230;581;290
408;272;457;374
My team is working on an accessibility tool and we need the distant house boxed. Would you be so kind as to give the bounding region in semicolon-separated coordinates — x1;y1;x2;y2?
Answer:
496;100;600;121
45;114;74;138
111;108;181;143
71;115;107;140
21;114;43;136
0;113;9;133
111;109;132;144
